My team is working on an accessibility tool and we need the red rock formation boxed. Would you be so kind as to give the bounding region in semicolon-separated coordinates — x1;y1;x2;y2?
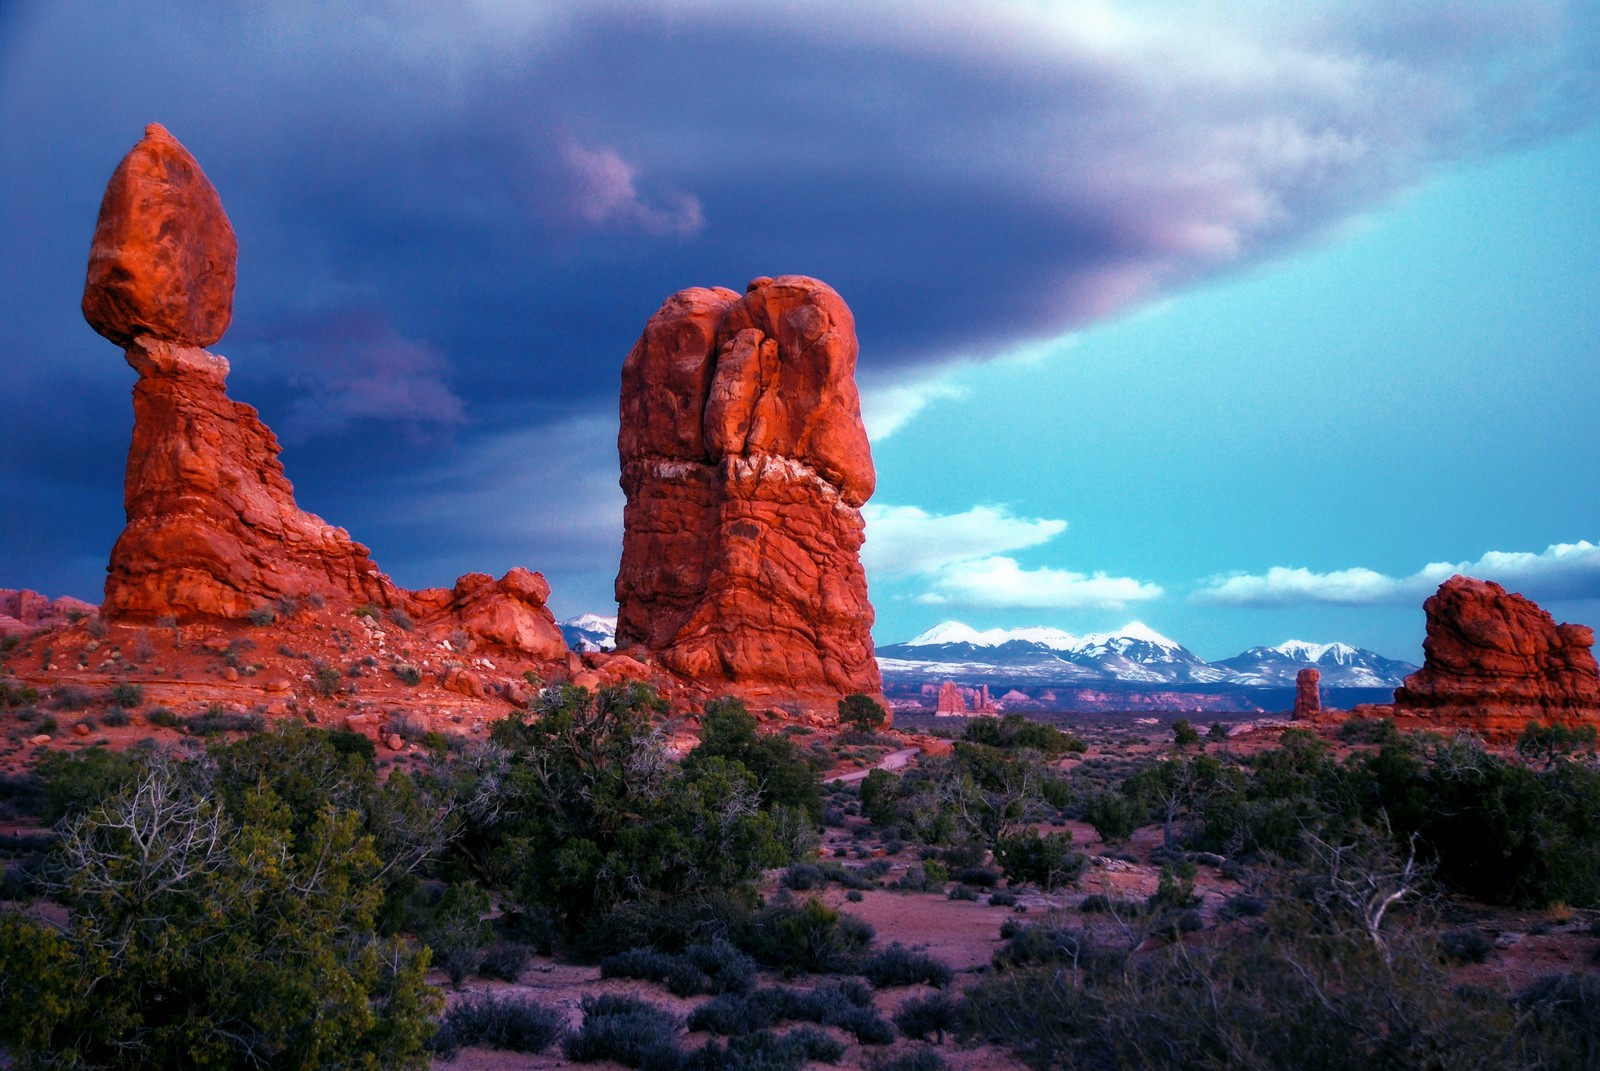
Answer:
1393;575;1600;730
1293;667;1321;719
83;124;236;349
935;681;967;715
614;275;880;709
82;125;567;662
0;590;99;636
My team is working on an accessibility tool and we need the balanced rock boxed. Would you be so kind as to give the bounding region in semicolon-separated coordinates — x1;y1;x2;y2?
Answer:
84;125;569;663
83;124;237;348
615;275;881;709
1393;575;1600;729
1293;667;1321;718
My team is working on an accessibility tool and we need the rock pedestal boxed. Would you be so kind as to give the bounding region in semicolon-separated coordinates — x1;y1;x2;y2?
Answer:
83;124;567;661
614;276;881;709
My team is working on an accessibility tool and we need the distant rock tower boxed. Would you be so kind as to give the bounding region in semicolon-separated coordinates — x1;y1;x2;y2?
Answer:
1293;668;1321;719
614;275;881;710
935;681;966;715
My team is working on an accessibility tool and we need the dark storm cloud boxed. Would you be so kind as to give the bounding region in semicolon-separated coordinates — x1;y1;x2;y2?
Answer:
2;0;1597;602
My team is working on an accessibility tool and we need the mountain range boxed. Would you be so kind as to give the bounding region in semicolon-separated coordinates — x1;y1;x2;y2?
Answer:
875;621;1416;691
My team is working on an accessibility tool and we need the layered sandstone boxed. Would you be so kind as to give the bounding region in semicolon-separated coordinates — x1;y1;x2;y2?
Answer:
615;276;880;708
1392;575;1600;730
1293;668;1321;719
83;124;566;662
0;590;99;637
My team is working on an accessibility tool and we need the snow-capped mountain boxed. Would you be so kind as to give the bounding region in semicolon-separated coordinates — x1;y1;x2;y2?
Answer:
561;614;617;653
879;621;1228;686
877;621;1415;690
1212;640;1418;689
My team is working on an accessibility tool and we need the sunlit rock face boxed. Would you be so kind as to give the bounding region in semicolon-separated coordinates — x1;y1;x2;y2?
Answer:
85;124;566;662
1393;575;1600;730
615;275;881;711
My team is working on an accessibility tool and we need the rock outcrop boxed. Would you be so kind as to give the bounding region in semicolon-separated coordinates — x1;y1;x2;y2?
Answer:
614;276;880;709
1392;575;1600;730
84;124;567;662
0;590;99;636
1293;667;1321;719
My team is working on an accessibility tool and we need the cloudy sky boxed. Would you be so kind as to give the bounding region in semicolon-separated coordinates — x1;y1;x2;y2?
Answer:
3;0;1597;661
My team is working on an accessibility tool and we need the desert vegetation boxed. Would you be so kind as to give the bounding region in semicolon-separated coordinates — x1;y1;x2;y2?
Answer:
3;689;1600;1069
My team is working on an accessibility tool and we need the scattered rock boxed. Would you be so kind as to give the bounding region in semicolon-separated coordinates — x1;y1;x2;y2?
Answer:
441;665;487;699
384;733;404;751
614;275;881;709
28;734;52;745
72;722;91;737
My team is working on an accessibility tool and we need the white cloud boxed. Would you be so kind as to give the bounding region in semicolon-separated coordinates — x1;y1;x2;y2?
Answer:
858;377;968;441
863;503;1161;611
1195;540;1600;607
862;504;1066;577
918;555;1164;611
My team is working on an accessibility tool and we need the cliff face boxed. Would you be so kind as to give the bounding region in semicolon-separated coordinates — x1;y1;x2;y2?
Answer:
1393;575;1600;731
83;124;566;662
615;276;881;710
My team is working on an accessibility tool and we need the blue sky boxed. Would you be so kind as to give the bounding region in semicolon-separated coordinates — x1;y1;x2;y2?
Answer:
2;1;1597;662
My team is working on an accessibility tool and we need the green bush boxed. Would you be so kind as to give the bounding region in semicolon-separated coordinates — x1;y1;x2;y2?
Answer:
564;993;682;1068
740;897;874;975
838;693;889;734
995;830;1086;890
894;992;961;1042
1084;791;1146;843
424;881;492;987
689;698;822;820
105;681;143;709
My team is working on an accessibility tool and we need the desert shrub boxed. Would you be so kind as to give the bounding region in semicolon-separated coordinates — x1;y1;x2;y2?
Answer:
100;707;131;727
481;684;791;931
1148;863;1201;911
847;890;865;902
479;939;533;982
147;707;178;727
394;663;424;686
601;940;755;997
989;889;1019;907
994;830;1085;890
1514;973;1600;1066
430;991;566;1059
894;992;961;1042
948;884;980;901
1339;716;1399;745
183;707;267;735
389;608;415;631
247;605;276;626
782;863;825;891
312;663;343;697
36;747;145;823
1172;719;1201;748
961;714;1085;755
38;714;58;735
1083;791;1146;844
740;897;874;975
423;881;492;987
688;698;823;821
838;693;888;734
567;891;753;962
564;993;682;1069
689;981;892;1045
689;1026;846;1071
48;685;93;711
959;866;1001;887
1439;926;1494;964
105;681;143;709
0;681;39;708
820;861;878;890
0;757;440;1069
1219;893;1268;920
860;942;953;988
